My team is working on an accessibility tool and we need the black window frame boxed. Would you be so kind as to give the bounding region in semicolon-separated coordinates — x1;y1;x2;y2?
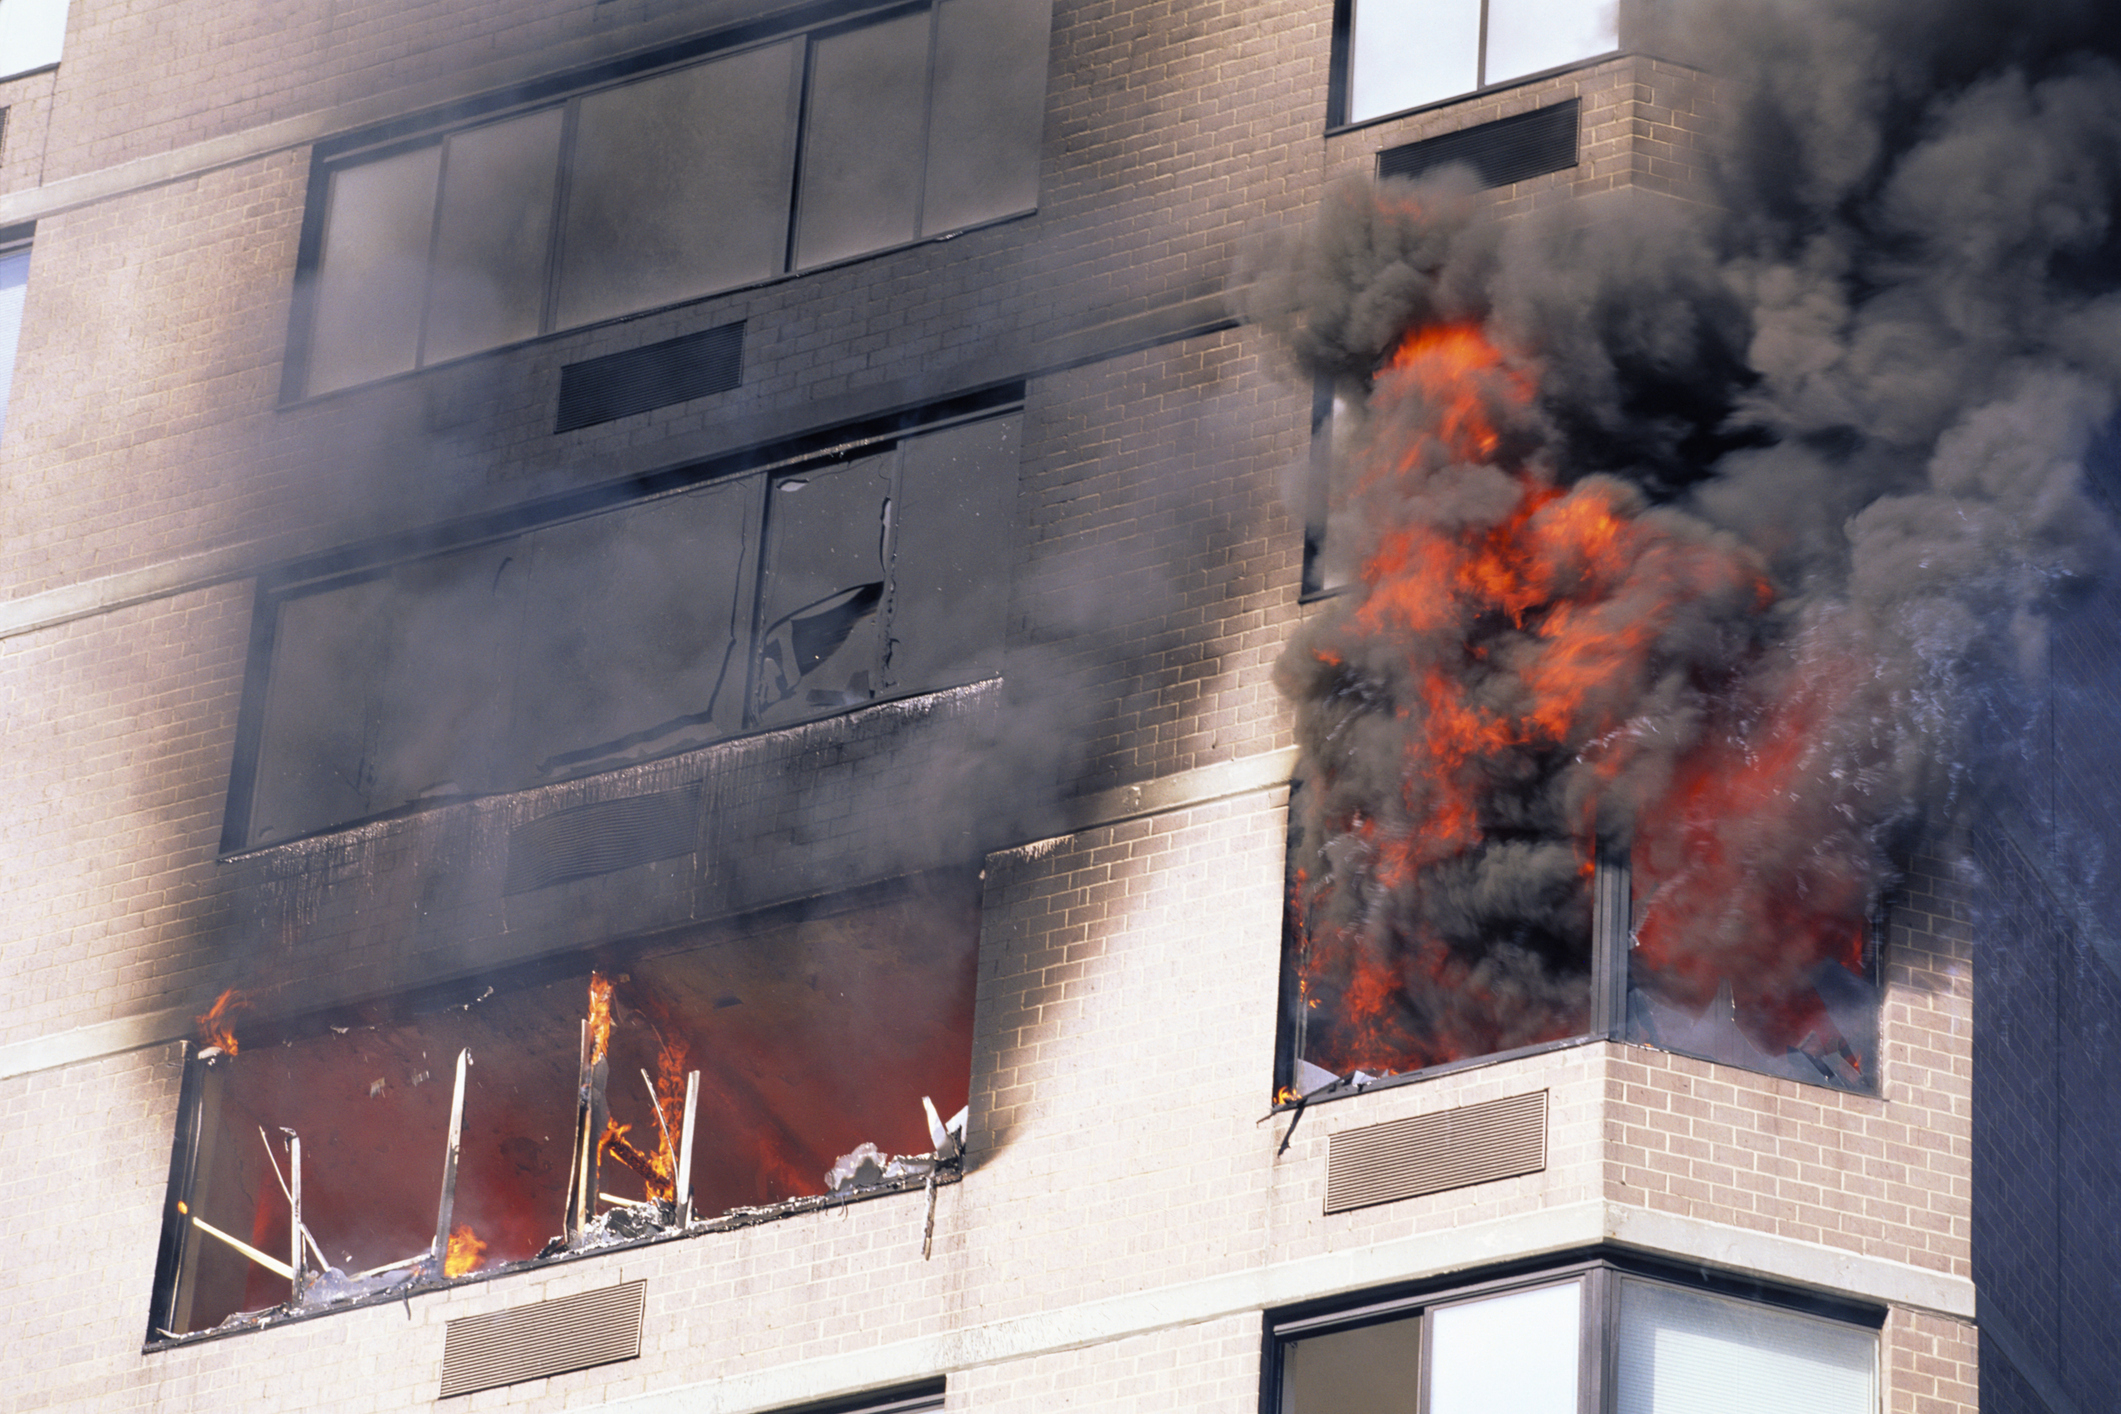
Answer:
220;382;1024;856
1262;1251;1886;1414
280;0;1046;403
1324;0;1622;132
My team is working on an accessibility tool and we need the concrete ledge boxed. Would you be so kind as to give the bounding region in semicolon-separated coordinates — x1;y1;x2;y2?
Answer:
599;1199;1974;1414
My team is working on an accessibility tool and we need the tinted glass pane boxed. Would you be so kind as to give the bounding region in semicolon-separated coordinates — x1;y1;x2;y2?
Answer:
1616;1279;1877;1414
557;41;802;329
1485;0;1617;86
364;543;526;812
308;144;442;394
1349;0;1479;123
424;107;564;364
752;453;897;727
1429;1281;1581;1414
0;246;29;443
886;415;1018;693
247;574;393;846
1280;1314;1421;1414
920;0;1049;236
0;0;67;77
504;478;756;783
794;10;931;270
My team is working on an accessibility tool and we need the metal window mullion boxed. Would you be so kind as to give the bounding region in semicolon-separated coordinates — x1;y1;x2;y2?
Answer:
1475;0;1490;88
1583;1265;1615;1414
1416;1300;1438;1414
910;0;940;238
742;469;785;729
876;445;906;691
541;98;583;337
412;138;451;370
783;35;820;274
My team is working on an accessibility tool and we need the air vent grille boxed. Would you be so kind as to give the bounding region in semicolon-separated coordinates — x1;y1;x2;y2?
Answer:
556;321;744;432
1324;1090;1547;1214
439;1279;645;1398
1377;100;1580;190
504;784;702;894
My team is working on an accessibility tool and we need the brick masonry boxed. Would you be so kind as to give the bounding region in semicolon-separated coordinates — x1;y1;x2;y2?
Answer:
0;0;1992;1411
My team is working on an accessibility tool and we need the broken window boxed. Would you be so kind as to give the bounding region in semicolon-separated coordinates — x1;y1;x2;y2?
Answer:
1277;843;1879;1100
1335;0;1617;127
1271;1264;1879;1414
294;0;1053;395
231;408;1019;850
150;877;977;1341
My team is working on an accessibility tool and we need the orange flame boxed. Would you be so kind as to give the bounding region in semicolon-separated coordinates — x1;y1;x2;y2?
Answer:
442;1224;486;1277
587;973;614;1066
196;989;249;1055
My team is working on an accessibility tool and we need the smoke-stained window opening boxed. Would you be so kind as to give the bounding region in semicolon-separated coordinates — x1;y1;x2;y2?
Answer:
148;875;978;1345
285;0;1052;398
225;404;1020;851
1266;1257;1881;1414
1277;839;1880;1098
1329;0;1617;129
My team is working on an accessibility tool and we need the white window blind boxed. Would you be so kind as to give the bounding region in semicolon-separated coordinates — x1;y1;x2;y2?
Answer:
1615;1278;1878;1414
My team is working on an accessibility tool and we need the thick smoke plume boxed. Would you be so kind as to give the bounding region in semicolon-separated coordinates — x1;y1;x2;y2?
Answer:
1258;0;2121;1077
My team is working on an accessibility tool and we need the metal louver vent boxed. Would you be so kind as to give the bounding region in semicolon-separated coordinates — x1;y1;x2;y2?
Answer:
439;1279;645;1398
556;321;744;432
1377;100;1580;190
1324;1090;1547;1214
504;784;702;894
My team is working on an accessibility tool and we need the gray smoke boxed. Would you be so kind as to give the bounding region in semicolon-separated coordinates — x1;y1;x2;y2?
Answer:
1255;0;2121;1072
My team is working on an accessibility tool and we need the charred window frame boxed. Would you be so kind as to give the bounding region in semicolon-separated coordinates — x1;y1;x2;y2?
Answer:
222;389;1021;853
1277;841;1883;1103
147;874;978;1346
1325;0;1618;130
1265;1254;1883;1414
282;0;1051;399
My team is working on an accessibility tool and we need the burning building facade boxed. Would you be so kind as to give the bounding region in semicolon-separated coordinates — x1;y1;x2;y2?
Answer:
1;0;2115;1410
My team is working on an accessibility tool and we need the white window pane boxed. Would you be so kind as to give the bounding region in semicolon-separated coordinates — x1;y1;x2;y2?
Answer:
752;454;897;727
1280;1314;1420;1414
886;415;1019;692
308;145;442;394
794;10;931;270
557;41;803;329
921;0;1051;236
0;0;68;78
504;478;755;782
424;107;564;364
1430;1280;1582;1414
1616;1279;1878;1414
1485;0;1617;86
0;246;29;444
1349;0;1479;123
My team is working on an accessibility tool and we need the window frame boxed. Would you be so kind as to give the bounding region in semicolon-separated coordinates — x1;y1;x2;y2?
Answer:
280;0;1045;403
220;383;1024;856
1324;0;1622;132
1262;1253;1885;1414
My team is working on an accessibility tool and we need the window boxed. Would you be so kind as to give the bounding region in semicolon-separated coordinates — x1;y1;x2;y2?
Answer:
293;0;1052;396
1336;0;1617;126
0;0;67;79
227;404;1020;850
152;875;978;1340
1270;1264;1880;1414
0;237;26;443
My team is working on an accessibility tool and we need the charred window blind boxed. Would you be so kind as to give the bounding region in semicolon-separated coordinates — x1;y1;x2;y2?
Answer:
292;0;1053;397
231;409;1019;850
1339;0;1614;126
1376;100;1580;190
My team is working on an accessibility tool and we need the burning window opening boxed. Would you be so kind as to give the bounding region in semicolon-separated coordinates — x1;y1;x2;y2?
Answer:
149;878;977;1344
1276;319;1885;1104
229;409;1018;852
